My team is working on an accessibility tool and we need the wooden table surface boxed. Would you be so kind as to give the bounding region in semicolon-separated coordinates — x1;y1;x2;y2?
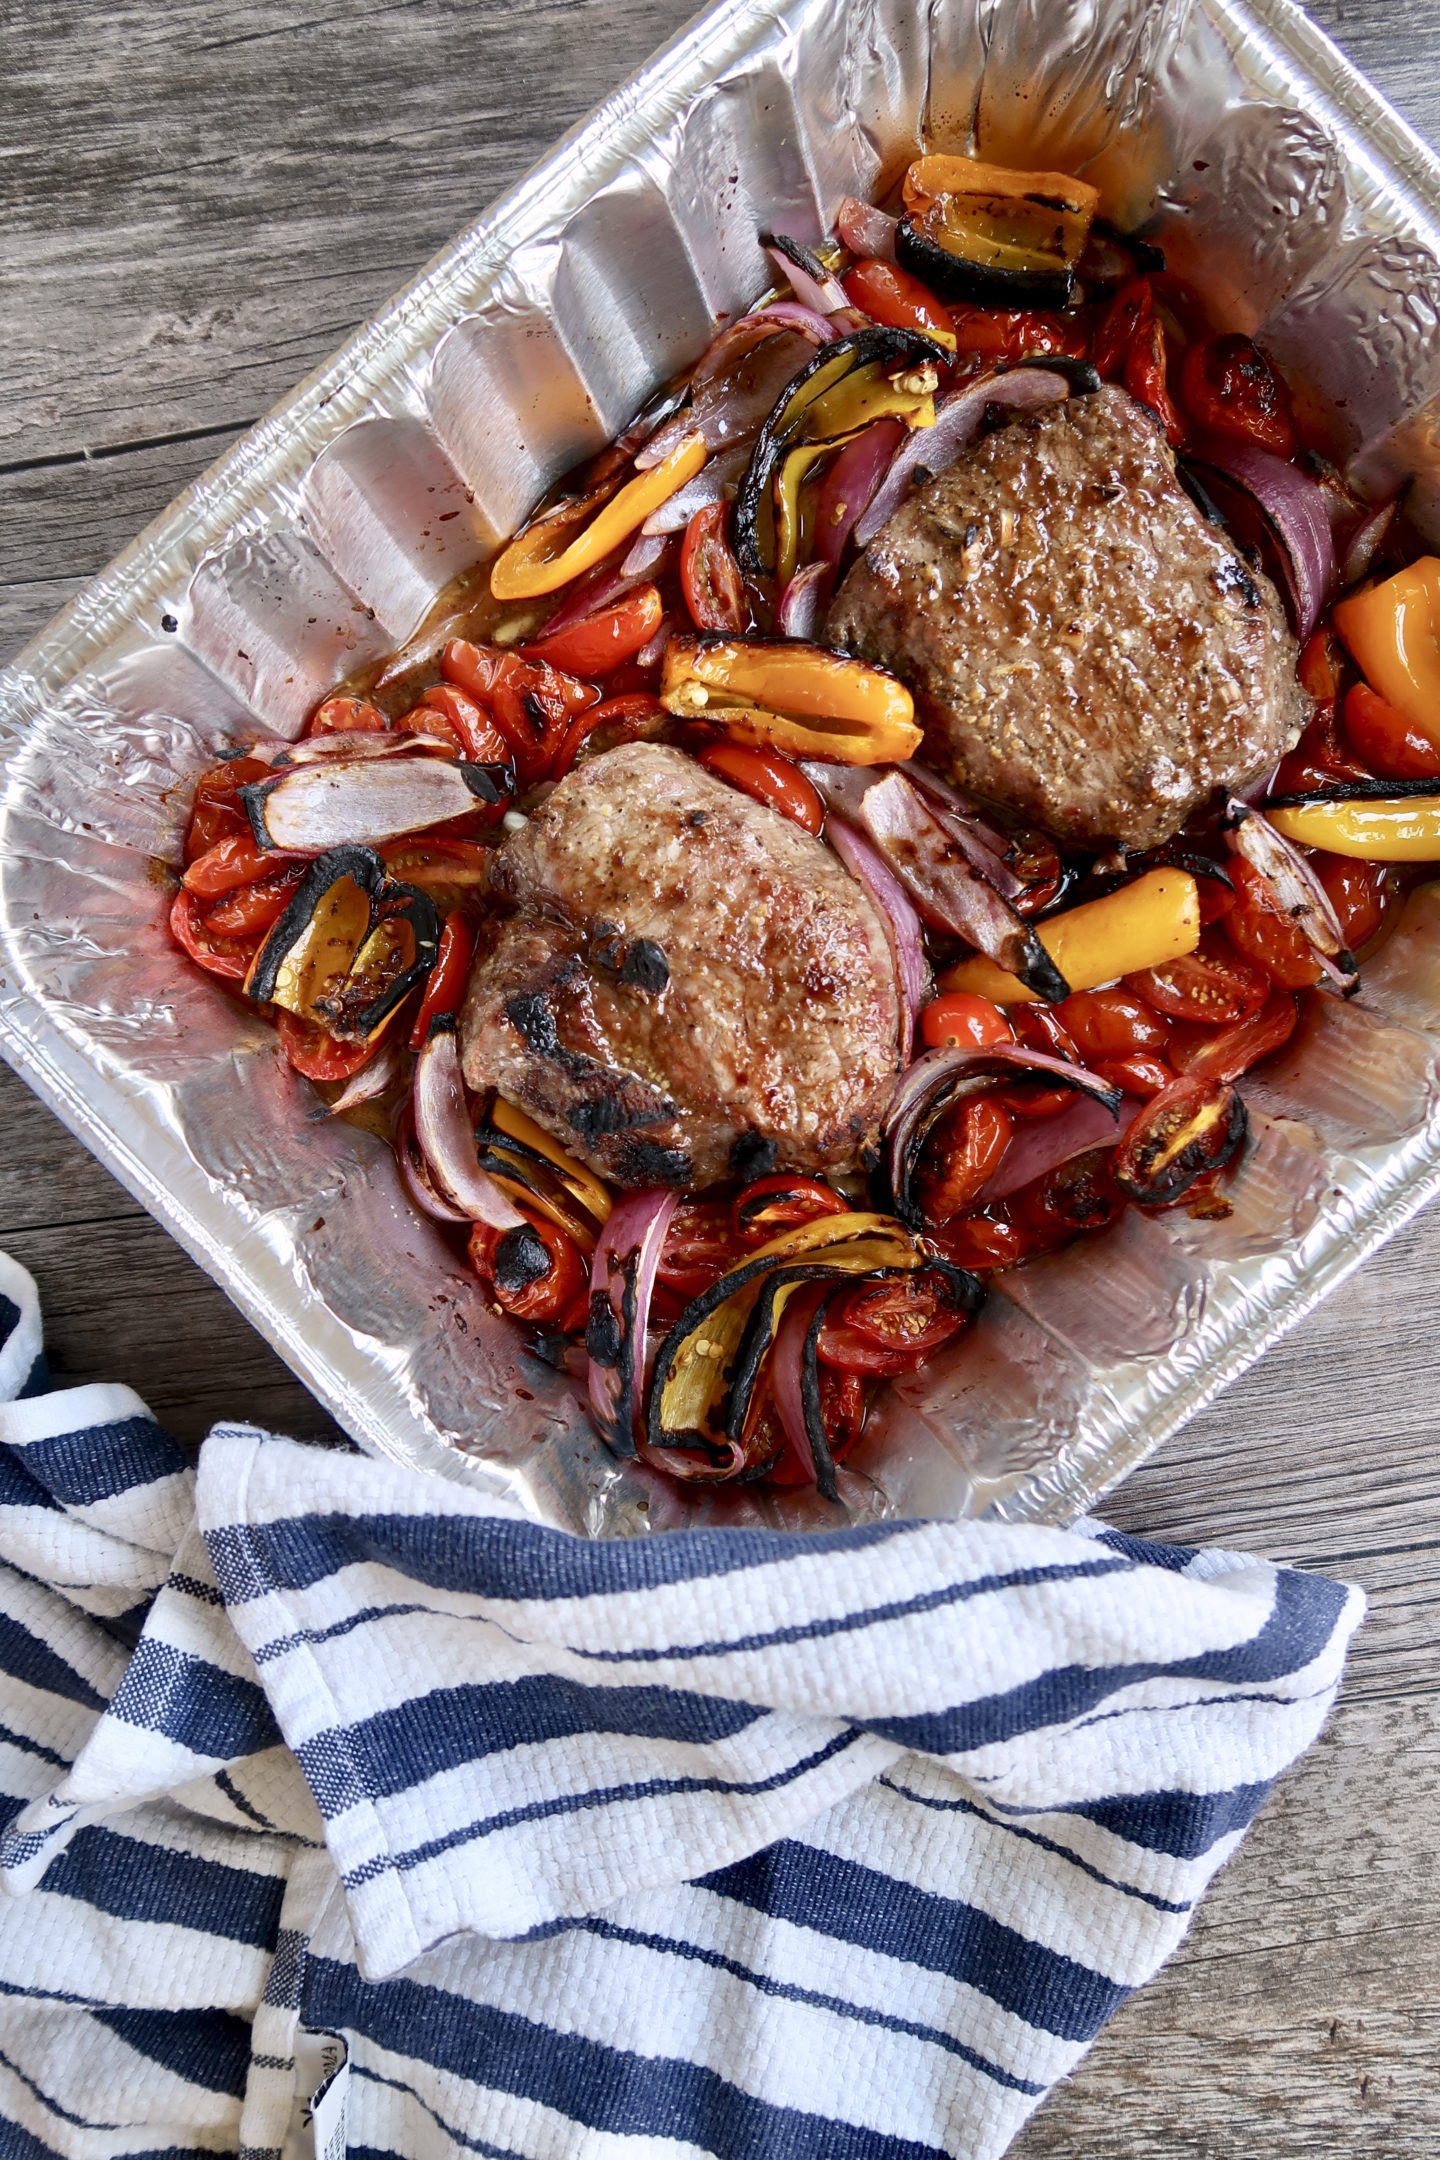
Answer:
3;1;1438;2149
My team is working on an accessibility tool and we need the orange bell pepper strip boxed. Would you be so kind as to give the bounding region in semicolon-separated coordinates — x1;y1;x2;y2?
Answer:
489;435;706;601
1334;557;1440;753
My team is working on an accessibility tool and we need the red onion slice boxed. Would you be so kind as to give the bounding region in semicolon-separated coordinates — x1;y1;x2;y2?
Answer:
776;560;835;641
981;1093;1133;1203
641;444;750;536
537;558;635;636
853;368;1071;549
586;1189;679;1454
749;300;843;344
620;530;672;580
394;1103;470;1224
280;732;454;766
248;758;486;852
815;419;905;564
901;762;1027;902
1226;800;1358;993
1188;439;1337;642
637;331;816;469
1340;499;1397;588
769;1283;830;1489
763;239;850;316
326;1037;402;1116
837;197;899;264
412;1025;525;1230
826;816;928;1059
885;1044;1119;1226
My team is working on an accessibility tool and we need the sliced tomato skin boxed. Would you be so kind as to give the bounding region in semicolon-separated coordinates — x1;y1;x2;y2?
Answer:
925;1213;1030;1273
410;912;476;1051
732;1174;847;1245
950;304;1087;363
1011;1147;1124;1246
656;1199;743;1302
1179;334;1297;457
844;259;953;344
1169;987;1299;1084
679;503;750;634
441;641;599;785
169;887;258;981
520;585;665;676
1093;280;1180;442
816;1269;975;1377
1222;859;1322;991
410;683;511;764
275;1011;380;1083
1093;1052;1173;1099
916;1097;1012;1223
205;864;306;936
1131;933;1270;1024
470;1213;589;1330
1298;630;1344;703
697;742;825;834
1342;682;1440;782
920;992;1014;1052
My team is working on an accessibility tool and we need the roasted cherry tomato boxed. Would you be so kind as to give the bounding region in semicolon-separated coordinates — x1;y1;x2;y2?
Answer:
1093;280;1180;442
1272;702;1373;796
1092;280;1153;379
1056;988;1167;1063
916;1097;1012;1222
1111;1072;1247;1207
1092;1052;1173;1099
656;1199;743;1301
378;838;492;907
949;304;1087;363
183;831;281;898
205;864;306;937
1298;629;1345;703
275;1011;381;1083
817;1269;975;1377
1222;858;1322;990
1168;987;1299;1085
698;741;825;834
184;757;273;863
1131;932;1270;1023
1342;682;1440;782
763;1367;868;1487
844;259;955;346
169;887;259;981
552;692;668;781
679;503;750;634
521;584;665;677
919;991;1015;1052
1179;334;1296;458
401;683;512;764
441;640;599;784
310;695;388;733
1007;829;1070;916
1311;853;1395;951
732;1174;847;1245
926;1213;1030;1274
1011;1148;1124;1246
470;1213;589;1330
996;1004;1082;1119
409;912;476;1050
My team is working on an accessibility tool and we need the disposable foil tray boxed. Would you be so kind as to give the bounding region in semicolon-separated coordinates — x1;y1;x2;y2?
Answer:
4;0;1440;1536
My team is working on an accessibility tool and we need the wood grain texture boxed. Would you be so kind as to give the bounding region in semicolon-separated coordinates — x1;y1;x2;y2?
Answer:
2;0;1438;2150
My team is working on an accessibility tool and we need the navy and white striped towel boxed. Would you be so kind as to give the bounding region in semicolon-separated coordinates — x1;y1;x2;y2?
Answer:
0;1249;1362;2158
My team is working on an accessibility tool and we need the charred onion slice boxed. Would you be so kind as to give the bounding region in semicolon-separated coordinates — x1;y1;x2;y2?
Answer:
1262;789;1440;861
731;326;947;577
896;154;1099;309
245;845;438;1041
586;1189;679;1456
243;758;499;853
1111;1073;1248;1207
490;432;707;600
885;1045;1121;1228
1225;800;1357;993
660;635;920;765
411;1021;525;1230
647;1212;923;1453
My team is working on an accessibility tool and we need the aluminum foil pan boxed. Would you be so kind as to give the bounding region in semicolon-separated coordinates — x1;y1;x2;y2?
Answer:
4;0;1440;1536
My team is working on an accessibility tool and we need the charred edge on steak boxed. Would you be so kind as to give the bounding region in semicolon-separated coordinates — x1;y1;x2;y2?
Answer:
503;963;689;1178
567;1089;673;1142
1214;557;1263;610
613;1136;692;1186
586;921;670;994
730;1131;780;1180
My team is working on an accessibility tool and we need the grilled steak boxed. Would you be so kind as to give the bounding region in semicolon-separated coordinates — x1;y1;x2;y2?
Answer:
827;384;1307;852
460;742;902;1188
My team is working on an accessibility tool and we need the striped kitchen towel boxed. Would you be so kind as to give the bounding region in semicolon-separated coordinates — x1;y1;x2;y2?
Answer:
0;1251;1362;2160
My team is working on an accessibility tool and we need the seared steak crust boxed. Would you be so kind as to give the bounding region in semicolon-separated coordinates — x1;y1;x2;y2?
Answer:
827;384;1307;852
460;742;902;1188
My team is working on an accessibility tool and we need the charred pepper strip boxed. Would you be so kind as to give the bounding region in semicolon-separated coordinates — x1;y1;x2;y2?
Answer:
660;635;921;766
896;154;1100;309
245;846;438;1042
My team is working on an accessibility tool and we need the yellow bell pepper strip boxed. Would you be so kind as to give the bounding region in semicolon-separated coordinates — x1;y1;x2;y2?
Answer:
940;868;1201;1004
660;636;922;765
490;1096;612;1226
898;156;1100;308
1334;559;1440;752
490;434;707;601
1266;796;1440;861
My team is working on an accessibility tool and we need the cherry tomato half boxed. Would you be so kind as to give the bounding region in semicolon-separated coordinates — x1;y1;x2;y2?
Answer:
1298;629;1345;704
521;584;665;677
732;1174;847;1245
1092;1052;1174;1099
410;912;476;1050
408;683;511;764
184;757;272;864
275;1011;381;1083
1312;853;1394;952
1011;1148;1124;1247
441;640;598;785
1111;1072;1247;1208
817;1269;976;1377
205;863;305;937
949;304;1088;364
169;887;259;981
925;1213;1030;1274
915;1096;1012;1223
1131;933;1270;1024
183;831;280;899
1168;986;1299;1085
1272;702;1373;796
844;259;954;346
470;1214;589;1330
1342;682;1440;782
1056;988;1167;1063
698;741;825;835
1093;280;1181;442
1179;334;1297;458
1222;858;1322;991
763;1367;868;1487
679;503;750;634
656;1199;743;1302
310;695;388;734
920;992;1015;1052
